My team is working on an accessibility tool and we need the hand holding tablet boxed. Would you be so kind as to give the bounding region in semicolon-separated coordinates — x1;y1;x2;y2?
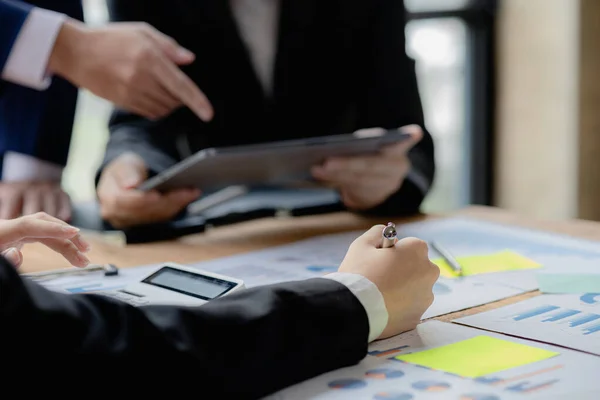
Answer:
137;126;417;193
311;125;423;210
97;125;420;228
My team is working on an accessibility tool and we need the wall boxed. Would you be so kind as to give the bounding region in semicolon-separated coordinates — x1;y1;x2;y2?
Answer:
495;0;600;221
495;0;579;219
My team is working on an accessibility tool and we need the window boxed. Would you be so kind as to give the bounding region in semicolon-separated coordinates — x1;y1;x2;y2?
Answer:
64;0;497;211
406;0;498;212
62;0;111;202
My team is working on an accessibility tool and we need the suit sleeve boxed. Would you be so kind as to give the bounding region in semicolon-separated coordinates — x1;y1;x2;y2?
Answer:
0;0;32;76
96;0;182;184
0;1;82;172
0;259;369;397
356;0;436;217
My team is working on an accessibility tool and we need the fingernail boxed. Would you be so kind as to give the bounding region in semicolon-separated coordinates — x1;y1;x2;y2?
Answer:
5;248;21;266
177;47;195;60
77;251;90;267
78;238;92;252
63;225;80;234
124;177;142;189
192;103;212;121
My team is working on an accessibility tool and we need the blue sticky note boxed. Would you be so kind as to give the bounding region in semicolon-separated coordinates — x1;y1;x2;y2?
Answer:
537;272;600;294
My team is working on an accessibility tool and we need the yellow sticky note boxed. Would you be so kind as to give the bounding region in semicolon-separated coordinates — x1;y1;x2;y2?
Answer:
433;250;541;278
394;336;558;378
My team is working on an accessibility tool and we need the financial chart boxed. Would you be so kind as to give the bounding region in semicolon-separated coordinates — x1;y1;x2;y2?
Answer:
265;321;600;400
456;293;600;355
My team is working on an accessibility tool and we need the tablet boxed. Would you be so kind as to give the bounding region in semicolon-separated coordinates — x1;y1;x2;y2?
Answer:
138;129;411;192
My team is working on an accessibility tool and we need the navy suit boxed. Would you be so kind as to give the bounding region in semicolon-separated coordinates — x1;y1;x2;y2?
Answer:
0;0;82;177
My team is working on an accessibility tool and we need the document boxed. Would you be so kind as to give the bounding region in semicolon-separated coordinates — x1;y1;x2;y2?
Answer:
455;293;600;356
536;267;600;294
192;217;600;318
28;264;161;294
264;320;600;400
34;216;600;320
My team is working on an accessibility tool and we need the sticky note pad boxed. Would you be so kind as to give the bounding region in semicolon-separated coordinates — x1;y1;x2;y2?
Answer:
537;272;600;294
394;336;558;378
433;250;541;278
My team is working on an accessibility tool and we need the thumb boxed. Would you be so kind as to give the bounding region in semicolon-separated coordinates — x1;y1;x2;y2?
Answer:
2;248;23;268
381;125;423;157
112;154;148;189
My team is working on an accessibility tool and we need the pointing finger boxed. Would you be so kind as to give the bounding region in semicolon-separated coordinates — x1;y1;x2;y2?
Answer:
153;54;213;122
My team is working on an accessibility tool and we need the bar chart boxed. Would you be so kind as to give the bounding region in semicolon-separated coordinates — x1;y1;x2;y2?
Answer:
509;304;600;336
456;294;600;355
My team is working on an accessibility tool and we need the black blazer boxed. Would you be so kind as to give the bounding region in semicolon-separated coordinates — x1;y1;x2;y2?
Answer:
1;258;368;397
102;0;435;216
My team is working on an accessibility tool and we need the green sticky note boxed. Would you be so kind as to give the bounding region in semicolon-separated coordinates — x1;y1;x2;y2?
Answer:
394;335;558;378
537;272;600;294
433;250;541;278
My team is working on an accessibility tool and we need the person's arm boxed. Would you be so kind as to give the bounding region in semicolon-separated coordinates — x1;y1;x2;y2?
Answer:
0;0;66;90
1;259;370;397
97;108;184;185
96;0;186;182
356;0;435;216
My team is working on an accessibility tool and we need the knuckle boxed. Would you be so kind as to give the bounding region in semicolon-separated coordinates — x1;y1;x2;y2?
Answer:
123;67;139;86
134;21;151;33
427;292;435;306
405;237;428;253
33;211;49;219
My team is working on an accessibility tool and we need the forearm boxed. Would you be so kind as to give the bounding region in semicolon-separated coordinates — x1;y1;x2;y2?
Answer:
97;110;183;186
1;260;369;397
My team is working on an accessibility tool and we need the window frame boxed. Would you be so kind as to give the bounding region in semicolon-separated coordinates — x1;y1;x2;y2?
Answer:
406;0;498;206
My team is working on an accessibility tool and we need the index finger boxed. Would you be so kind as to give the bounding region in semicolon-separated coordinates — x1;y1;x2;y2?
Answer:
33;212;90;253
153;55;214;122
353;224;388;248
0;218;79;244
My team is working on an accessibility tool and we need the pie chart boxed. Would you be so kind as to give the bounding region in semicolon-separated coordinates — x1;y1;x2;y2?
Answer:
433;282;452;295
460;394;501;400
411;380;451;392
580;293;600;304
365;368;405;379
373;393;414;400
328;379;367;390
306;266;338;273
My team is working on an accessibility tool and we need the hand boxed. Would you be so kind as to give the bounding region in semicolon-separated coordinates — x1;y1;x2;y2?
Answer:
311;125;423;210
0;181;71;221
0;212;91;269
48;20;213;121
338;224;439;339
97;153;201;228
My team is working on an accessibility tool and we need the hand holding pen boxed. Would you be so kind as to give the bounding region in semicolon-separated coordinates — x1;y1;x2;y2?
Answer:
380;222;398;248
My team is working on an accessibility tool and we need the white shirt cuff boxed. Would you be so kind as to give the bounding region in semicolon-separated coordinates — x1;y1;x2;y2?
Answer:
323;272;389;342
1;7;66;90
2;151;63;182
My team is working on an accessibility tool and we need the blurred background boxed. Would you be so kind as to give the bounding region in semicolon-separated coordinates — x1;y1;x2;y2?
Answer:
64;0;600;221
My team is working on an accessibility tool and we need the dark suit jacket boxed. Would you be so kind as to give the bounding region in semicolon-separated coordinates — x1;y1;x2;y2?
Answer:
1;258;368;397
102;0;435;217
0;0;81;175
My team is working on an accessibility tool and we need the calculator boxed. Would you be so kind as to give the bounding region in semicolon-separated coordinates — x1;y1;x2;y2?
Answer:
96;262;245;307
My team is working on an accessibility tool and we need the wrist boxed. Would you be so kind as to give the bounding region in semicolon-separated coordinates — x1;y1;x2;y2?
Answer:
47;19;88;81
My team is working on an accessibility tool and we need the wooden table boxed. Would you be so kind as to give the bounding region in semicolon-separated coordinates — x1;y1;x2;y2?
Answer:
19;205;600;323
